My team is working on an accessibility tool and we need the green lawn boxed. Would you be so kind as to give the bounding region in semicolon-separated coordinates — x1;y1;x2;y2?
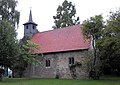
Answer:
0;77;120;85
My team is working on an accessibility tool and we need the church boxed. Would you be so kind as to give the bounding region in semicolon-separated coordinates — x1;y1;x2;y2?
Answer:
23;10;92;79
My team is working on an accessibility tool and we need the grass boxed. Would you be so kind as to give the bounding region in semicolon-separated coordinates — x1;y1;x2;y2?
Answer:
0;76;120;85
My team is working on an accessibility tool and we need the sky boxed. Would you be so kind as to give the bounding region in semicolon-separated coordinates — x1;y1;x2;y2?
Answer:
16;0;120;39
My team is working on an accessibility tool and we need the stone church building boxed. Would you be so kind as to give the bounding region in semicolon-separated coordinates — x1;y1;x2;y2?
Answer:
23;10;92;79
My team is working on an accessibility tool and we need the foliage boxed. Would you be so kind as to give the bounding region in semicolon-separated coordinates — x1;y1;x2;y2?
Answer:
19;40;40;65
82;15;104;66
82;15;104;39
0;20;18;68
0;0;20;25
0;0;41;78
82;15;104;79
96;10;120;75
82;9;120;76
53;0;80;29
0;0;20;68
0;0;19;80
13;40;41;77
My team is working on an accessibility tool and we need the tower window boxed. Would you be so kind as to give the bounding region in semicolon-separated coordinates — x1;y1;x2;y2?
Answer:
26;25;28;29
46;60;50;67
69;57;74;65
33;26;35;29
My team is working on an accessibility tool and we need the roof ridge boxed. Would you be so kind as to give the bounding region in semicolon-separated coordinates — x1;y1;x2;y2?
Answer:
36;24;80;34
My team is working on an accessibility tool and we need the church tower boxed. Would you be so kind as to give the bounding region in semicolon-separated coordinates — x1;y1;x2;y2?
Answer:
23;10;38;39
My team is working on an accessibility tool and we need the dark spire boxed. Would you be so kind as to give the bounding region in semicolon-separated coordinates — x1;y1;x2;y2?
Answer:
23;9;37;26
28;10;33;22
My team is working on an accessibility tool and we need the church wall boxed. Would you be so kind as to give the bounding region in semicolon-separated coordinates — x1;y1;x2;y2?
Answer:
24;50;90;79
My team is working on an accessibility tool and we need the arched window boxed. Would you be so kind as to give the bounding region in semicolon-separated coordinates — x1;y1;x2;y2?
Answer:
46;60;50;67
26;25;28;29
69;57;74;65
33;26;35;29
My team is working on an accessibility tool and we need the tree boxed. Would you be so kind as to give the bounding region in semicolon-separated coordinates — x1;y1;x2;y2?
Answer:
0;20;19;67
0;0;20;79
53;0;80;29
82;15;104;79
82;15;104;66
0;0;20;25
96;10;120;75
0;0;41;78
13;40;40;78
0;0;20;65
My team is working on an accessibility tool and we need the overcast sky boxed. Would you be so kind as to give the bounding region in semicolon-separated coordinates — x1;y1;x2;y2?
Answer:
16;0;120;39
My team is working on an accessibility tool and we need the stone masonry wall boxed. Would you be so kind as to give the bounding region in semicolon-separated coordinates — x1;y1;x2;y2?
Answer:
25;50;90;79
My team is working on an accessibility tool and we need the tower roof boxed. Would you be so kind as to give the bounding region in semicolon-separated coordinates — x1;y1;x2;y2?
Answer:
28;10;33;22
23;10;37;26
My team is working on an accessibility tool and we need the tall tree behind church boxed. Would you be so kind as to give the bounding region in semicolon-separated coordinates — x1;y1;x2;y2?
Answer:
53;0;80;29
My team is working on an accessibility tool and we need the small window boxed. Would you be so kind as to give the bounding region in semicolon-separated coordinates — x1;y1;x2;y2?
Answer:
26;25;28;29
33;26;35;29
46;60;50;67
69;57;74;65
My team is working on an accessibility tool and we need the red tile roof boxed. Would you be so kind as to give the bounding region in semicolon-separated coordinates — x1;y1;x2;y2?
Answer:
31;25;90;53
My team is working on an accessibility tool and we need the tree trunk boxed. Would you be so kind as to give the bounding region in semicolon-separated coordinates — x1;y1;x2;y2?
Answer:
92;35;96;67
